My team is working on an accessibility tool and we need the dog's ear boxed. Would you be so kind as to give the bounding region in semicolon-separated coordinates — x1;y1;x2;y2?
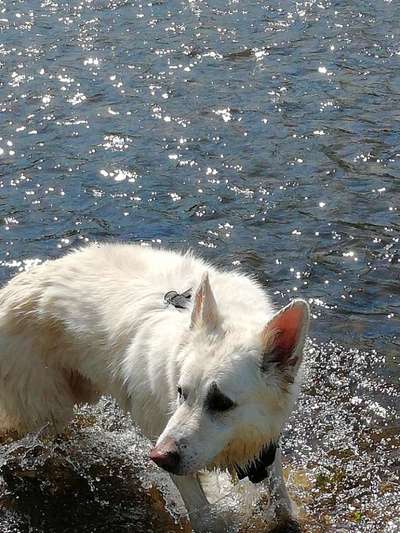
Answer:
261;299;310;378
191;272;220;331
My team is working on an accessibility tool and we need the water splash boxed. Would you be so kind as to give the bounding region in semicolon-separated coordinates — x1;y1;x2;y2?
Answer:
0;341;398;532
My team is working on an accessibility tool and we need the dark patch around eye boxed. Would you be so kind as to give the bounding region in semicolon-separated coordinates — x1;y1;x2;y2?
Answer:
177;386;188;400
205;383;235;413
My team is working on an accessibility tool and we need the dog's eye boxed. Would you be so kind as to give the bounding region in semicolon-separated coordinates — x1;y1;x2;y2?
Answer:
206;385;235;413
207;394;235;412
177;386;183;398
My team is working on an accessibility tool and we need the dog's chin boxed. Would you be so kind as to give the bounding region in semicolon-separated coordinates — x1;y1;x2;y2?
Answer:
156;459;207;476
169;465;203;476
169;461;221;477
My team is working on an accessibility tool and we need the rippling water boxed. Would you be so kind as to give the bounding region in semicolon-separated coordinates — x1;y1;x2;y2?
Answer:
0;0;399;531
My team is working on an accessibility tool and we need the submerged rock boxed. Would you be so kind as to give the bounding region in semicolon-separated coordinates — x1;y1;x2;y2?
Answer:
0;401;189;533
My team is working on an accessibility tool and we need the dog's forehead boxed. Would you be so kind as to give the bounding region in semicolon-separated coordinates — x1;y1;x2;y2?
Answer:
180;341;261;398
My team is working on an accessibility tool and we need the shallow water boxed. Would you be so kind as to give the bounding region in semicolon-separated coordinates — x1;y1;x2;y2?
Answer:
0;0;399;531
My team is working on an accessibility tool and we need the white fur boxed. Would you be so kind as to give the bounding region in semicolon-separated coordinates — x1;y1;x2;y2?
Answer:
0;243;309;532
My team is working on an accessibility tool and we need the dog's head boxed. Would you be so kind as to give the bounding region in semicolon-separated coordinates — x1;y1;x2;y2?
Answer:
150;273;310;476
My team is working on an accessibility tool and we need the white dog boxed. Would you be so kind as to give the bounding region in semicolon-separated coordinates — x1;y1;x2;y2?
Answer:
0;244;309;532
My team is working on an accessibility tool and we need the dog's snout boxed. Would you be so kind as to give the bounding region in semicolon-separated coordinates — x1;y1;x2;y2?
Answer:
149;438;181;473
150;448;181;473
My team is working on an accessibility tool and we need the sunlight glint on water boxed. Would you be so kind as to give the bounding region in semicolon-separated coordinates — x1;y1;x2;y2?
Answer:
0;0;399;531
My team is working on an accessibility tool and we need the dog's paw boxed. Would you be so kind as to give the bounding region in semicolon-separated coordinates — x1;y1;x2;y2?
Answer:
269;518;302;533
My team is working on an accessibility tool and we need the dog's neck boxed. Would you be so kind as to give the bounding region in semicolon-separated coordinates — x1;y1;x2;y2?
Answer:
208;433;279;479
234;441;278;483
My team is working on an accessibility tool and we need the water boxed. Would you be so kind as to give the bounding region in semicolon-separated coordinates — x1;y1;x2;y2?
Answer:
0;0;399;531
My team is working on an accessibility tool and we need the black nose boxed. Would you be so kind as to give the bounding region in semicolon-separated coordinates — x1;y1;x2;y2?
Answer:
149;440;181;473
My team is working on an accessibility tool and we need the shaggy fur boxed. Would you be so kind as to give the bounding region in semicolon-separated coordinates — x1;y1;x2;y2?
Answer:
0;243;309;532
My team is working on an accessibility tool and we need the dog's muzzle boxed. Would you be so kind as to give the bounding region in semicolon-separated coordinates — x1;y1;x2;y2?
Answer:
149;437;181;474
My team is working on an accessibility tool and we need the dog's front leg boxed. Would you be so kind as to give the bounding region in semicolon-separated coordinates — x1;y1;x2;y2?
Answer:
171;474;227;533
262;449;301;532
